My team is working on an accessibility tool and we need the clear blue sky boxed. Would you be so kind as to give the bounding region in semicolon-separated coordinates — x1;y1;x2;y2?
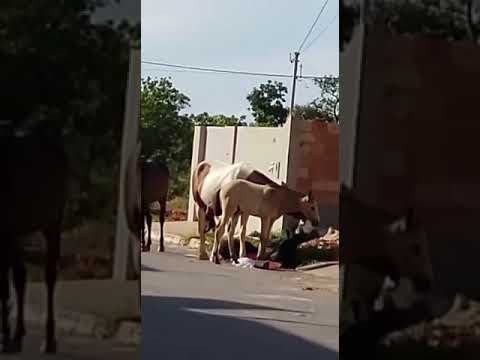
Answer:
141;0;339;121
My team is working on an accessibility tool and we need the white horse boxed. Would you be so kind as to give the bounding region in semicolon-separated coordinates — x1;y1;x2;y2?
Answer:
192;160;284;260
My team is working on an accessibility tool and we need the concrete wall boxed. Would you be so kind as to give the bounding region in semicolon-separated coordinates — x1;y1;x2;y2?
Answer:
234;126;289;233
354;30;480;299
340;24;365;188
188;119;339;233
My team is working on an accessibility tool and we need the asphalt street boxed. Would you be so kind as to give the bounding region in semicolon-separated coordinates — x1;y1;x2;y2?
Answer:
142;247;339;360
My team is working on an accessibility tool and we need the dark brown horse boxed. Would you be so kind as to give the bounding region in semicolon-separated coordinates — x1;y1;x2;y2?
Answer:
140;159;169;252
1;136;68;354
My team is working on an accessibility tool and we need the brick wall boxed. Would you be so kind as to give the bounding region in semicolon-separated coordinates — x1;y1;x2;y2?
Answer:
290;119;339;227
354;30;480;299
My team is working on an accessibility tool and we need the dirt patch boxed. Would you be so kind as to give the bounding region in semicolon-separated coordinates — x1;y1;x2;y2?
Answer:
166;209;187;221
25;221;114;281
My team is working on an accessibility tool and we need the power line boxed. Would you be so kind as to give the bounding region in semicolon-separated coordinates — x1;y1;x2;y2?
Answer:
297;0;329;52
303;14;338;53
141;60;324;79
142;60;292;78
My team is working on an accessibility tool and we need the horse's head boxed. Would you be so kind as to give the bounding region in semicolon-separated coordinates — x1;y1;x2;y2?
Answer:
383;208;434;292
298;190;320;227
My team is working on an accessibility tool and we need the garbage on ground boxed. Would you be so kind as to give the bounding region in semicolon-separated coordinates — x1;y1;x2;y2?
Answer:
233;257;282;270
218;238;257;260
299;226;339;250
296;219;315;234
234;257;256;269
383;293;480;348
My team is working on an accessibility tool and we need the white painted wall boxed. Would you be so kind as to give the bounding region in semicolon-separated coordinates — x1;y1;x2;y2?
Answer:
234;126;288;234
204;126;236;164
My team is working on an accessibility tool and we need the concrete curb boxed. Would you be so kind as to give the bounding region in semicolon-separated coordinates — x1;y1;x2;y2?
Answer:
162;233;200;249
26;307;140;346
164;233;185;246
24;280;140;347
297;262;339;271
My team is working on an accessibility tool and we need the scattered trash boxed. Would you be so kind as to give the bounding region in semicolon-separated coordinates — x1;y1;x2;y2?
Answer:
296;219;314;235
254;260;282;270
234;257;256;269
299;226;339;250
233;257;282;270
383;293;480;348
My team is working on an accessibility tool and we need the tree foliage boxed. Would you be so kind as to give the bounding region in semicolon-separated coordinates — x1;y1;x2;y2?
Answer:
341;0;480;50
311;76;339;124
293;105;330;121
191;113;248;127
1;0;140;229
141;77;193;198
247;80;289;127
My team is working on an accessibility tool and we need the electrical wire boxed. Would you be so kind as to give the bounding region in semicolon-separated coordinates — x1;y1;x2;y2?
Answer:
141;60;324;79
297;0;330;52
303;14;338;53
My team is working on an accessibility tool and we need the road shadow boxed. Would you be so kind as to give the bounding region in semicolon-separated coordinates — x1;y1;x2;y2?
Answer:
142;295;338;360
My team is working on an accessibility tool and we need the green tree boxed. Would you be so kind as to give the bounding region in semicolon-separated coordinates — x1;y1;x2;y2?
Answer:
247;80;289;127
141;77;194;198
191;113;248;127
311;76;339;124
293;104;330;121
1;0;139;228
341;0;480;50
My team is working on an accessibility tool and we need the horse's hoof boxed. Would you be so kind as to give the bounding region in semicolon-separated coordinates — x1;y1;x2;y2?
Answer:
157;246;164;252
142;246;151;252
209;254;220;264
41;339;57;354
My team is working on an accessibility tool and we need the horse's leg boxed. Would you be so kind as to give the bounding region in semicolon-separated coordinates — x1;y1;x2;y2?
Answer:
158;198;166;252
9;243;26;353
265;220;275;250
197;207;209;260
258;218;272;260
145;211;152;252
1;252;11;352
41;224;61;353
228;212;240;263
239;214;249;258
211;210;229;265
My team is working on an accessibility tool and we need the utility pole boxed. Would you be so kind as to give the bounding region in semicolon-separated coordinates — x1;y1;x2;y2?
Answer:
289;51;300;120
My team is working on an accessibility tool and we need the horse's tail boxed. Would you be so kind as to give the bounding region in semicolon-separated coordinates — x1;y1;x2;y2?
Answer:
191;161;209;211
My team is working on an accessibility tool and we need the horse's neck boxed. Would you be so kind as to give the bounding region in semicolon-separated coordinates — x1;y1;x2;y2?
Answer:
276;190;302;214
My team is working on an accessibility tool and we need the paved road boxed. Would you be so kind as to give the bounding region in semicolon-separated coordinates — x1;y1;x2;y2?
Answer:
1;326;137;360
142;247;339;360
